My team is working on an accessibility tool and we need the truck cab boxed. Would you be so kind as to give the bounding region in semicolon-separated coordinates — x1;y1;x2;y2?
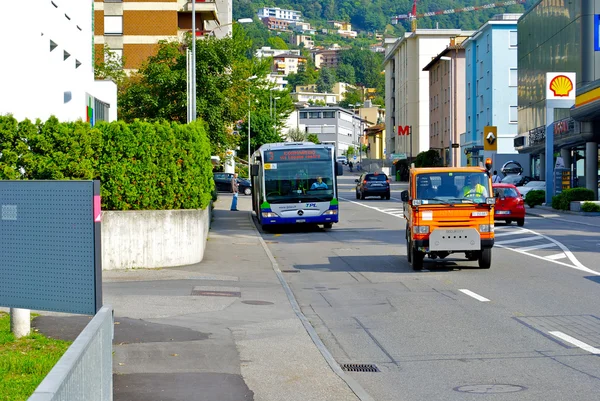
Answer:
401;162;495;270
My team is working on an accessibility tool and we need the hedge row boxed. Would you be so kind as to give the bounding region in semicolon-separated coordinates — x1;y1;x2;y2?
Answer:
551;187;596;210
0;115;214;211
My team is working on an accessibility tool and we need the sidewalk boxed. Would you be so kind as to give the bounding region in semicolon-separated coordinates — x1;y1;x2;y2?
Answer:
525;204;600;226
32;194;361;401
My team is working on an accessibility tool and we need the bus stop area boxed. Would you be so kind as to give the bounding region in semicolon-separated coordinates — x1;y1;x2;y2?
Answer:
31;195;361;401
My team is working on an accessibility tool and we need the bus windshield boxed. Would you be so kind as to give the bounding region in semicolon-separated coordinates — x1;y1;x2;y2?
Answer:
416;172;490;204
264;160;334;204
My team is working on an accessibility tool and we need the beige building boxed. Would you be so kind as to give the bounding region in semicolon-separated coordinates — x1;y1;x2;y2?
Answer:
272;54;306;76
94;0;226;71
312;44;346;69
384;30;473;161
365;124;386;159
290;34;314;49
423;43;467;166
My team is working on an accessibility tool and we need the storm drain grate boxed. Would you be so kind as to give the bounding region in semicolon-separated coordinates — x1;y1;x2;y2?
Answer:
340;364;379;373
281;269;300;273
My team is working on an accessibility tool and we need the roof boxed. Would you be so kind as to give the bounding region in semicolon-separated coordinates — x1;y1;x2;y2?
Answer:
422;45;465;71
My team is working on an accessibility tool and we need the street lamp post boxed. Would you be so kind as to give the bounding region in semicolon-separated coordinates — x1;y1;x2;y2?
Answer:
274;96;280;136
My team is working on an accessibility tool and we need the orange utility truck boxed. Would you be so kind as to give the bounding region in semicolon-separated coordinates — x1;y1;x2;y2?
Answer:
400;160;496;270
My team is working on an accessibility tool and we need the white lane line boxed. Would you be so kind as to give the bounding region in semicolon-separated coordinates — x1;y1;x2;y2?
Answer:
516;243;557;252
459;289;490;302
495;236;540;245
494;231;525;237
549;331;600;354
547;253;568;260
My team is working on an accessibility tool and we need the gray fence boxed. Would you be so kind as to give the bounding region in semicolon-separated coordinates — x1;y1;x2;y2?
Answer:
29;306;114;401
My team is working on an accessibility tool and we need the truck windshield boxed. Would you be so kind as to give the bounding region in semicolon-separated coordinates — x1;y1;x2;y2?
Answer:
416;172;490;204
264;160;334;204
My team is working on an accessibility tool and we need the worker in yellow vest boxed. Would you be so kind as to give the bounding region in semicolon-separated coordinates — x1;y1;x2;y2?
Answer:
463;174;488;198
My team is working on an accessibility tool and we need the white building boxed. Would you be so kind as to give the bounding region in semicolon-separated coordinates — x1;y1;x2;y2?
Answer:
0;1;116;123
266;73;288;91
257;7;302;22
255;46;301;59
384;29;473;161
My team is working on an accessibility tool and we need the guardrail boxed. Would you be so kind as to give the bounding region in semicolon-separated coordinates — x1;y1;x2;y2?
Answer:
29;306;114;401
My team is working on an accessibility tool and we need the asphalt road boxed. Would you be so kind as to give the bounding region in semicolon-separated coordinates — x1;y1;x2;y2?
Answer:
258;174;600;401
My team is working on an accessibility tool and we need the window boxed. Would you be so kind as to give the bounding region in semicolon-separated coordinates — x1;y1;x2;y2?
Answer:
509;106;518;123
105;48;123;64
487;34;490;53
104;16;123;35
308;111;321;119
322;111;335;118
467;83;471;99
509;31;517;47
509;68;518;86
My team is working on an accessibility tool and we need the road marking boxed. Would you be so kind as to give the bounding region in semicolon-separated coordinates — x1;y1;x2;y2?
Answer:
459;289;490;302
547;253;567;260
516;243;557;252
339;197;404;218
495;236;540;245
549;331;600;354
494;231;522;237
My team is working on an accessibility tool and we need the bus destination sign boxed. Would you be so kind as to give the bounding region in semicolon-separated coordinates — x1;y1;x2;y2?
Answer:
265;148;331;162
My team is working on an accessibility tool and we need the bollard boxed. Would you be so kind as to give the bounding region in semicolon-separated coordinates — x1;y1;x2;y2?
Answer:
10;308;31;338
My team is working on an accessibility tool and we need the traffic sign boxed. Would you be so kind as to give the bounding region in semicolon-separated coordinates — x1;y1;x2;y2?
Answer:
483;126;497;151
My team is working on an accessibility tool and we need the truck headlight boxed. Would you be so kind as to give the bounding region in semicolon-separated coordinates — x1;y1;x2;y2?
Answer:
414;225;430;234
479;224;494;233
262;212;278;218
323;209;338;215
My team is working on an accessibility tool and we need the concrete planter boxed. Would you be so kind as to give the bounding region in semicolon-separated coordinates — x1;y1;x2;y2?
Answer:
101;207;210;270
570;201;600;212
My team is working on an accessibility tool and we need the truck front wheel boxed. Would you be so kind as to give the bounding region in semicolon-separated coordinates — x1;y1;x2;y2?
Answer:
478;248;492;269
411;243;424;271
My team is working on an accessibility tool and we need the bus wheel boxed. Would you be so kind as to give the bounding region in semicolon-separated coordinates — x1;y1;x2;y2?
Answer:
478;248;492;269
323;223;333;229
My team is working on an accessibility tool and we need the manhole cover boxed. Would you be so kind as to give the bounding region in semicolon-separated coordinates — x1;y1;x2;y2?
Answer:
454;384;526;394
242;300;274;305
340;364;379;373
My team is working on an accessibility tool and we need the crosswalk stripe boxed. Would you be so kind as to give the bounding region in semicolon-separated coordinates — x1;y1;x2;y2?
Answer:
496;236;540;245
546;253;567;260
516;243;557;252
494;231;519;237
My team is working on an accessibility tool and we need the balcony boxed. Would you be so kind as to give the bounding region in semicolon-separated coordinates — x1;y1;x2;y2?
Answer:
180;0;219;24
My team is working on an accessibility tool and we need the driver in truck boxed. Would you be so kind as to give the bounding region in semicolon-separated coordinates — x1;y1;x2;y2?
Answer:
462;174;488;198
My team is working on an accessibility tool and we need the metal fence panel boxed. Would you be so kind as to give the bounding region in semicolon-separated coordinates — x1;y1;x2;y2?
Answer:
29;306;113;401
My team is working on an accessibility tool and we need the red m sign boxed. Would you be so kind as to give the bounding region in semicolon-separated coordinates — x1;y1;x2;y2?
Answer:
397;125;410;136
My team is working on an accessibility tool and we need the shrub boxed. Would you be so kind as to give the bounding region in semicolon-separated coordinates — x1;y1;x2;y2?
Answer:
581;202;600;212
552;187;595;210
525;190;545;208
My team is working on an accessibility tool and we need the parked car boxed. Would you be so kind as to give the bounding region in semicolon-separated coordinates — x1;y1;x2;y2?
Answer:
493;183;525;226
213;172;252;195
336;156;348;165
516;180;546;198
501;174;533;187
355;172;390;200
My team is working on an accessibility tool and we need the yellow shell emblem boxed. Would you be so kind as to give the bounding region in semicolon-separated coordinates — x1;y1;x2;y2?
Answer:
549;75;573;97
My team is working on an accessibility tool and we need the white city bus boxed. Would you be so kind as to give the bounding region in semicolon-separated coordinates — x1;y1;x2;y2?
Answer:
250;142;343;229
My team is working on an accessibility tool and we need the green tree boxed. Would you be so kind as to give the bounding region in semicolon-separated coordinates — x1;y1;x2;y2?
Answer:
239;112;283;157
94;45;126;86
335;63;356;85
307;133;320;144
287;127;307;142
316;67;336;93
339;88;363;108
268;36;289;49
414;149;442;167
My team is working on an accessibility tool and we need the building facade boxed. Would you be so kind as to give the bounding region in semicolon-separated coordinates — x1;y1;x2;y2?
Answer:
463;14;522;169
312;44;346;69
384;29;473;162
257;7;302;22
272;54;306;76
423;44;467;167
0;1;116;123
93;0;225;71
298;107;363;153
256;47;301;59
515;0;598;197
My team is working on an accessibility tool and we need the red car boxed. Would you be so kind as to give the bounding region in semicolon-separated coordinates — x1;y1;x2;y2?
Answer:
492;183;525;226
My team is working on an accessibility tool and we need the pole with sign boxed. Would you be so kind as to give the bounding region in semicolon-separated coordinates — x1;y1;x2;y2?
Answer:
483;125;497;168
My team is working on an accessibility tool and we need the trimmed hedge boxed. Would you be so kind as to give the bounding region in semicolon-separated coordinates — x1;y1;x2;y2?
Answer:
525;190;545;208
551;187;596;211
0;115;214;211
581;202;600;213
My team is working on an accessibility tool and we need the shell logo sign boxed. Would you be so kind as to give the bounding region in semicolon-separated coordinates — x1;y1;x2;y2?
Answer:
546;72;576;101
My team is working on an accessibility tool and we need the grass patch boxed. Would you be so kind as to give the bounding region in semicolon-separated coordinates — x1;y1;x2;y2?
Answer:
0;311;71;401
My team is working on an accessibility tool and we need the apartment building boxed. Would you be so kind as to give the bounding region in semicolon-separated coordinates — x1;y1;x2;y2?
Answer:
93;0;227;71
423;42;467;167
463;14;522;168
272;54;306;76
290;34;315;49
0;1;116;123
384;29;473;162
257;7;302;22
312;44;347;69
255;46;301;59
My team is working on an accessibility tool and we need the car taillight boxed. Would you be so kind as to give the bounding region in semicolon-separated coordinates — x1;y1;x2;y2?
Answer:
363;180;367;185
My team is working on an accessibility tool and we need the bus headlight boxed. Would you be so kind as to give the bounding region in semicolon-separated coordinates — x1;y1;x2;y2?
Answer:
323;209;338;215
479;224;494;233
414;225;429;234
262;212;278;218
